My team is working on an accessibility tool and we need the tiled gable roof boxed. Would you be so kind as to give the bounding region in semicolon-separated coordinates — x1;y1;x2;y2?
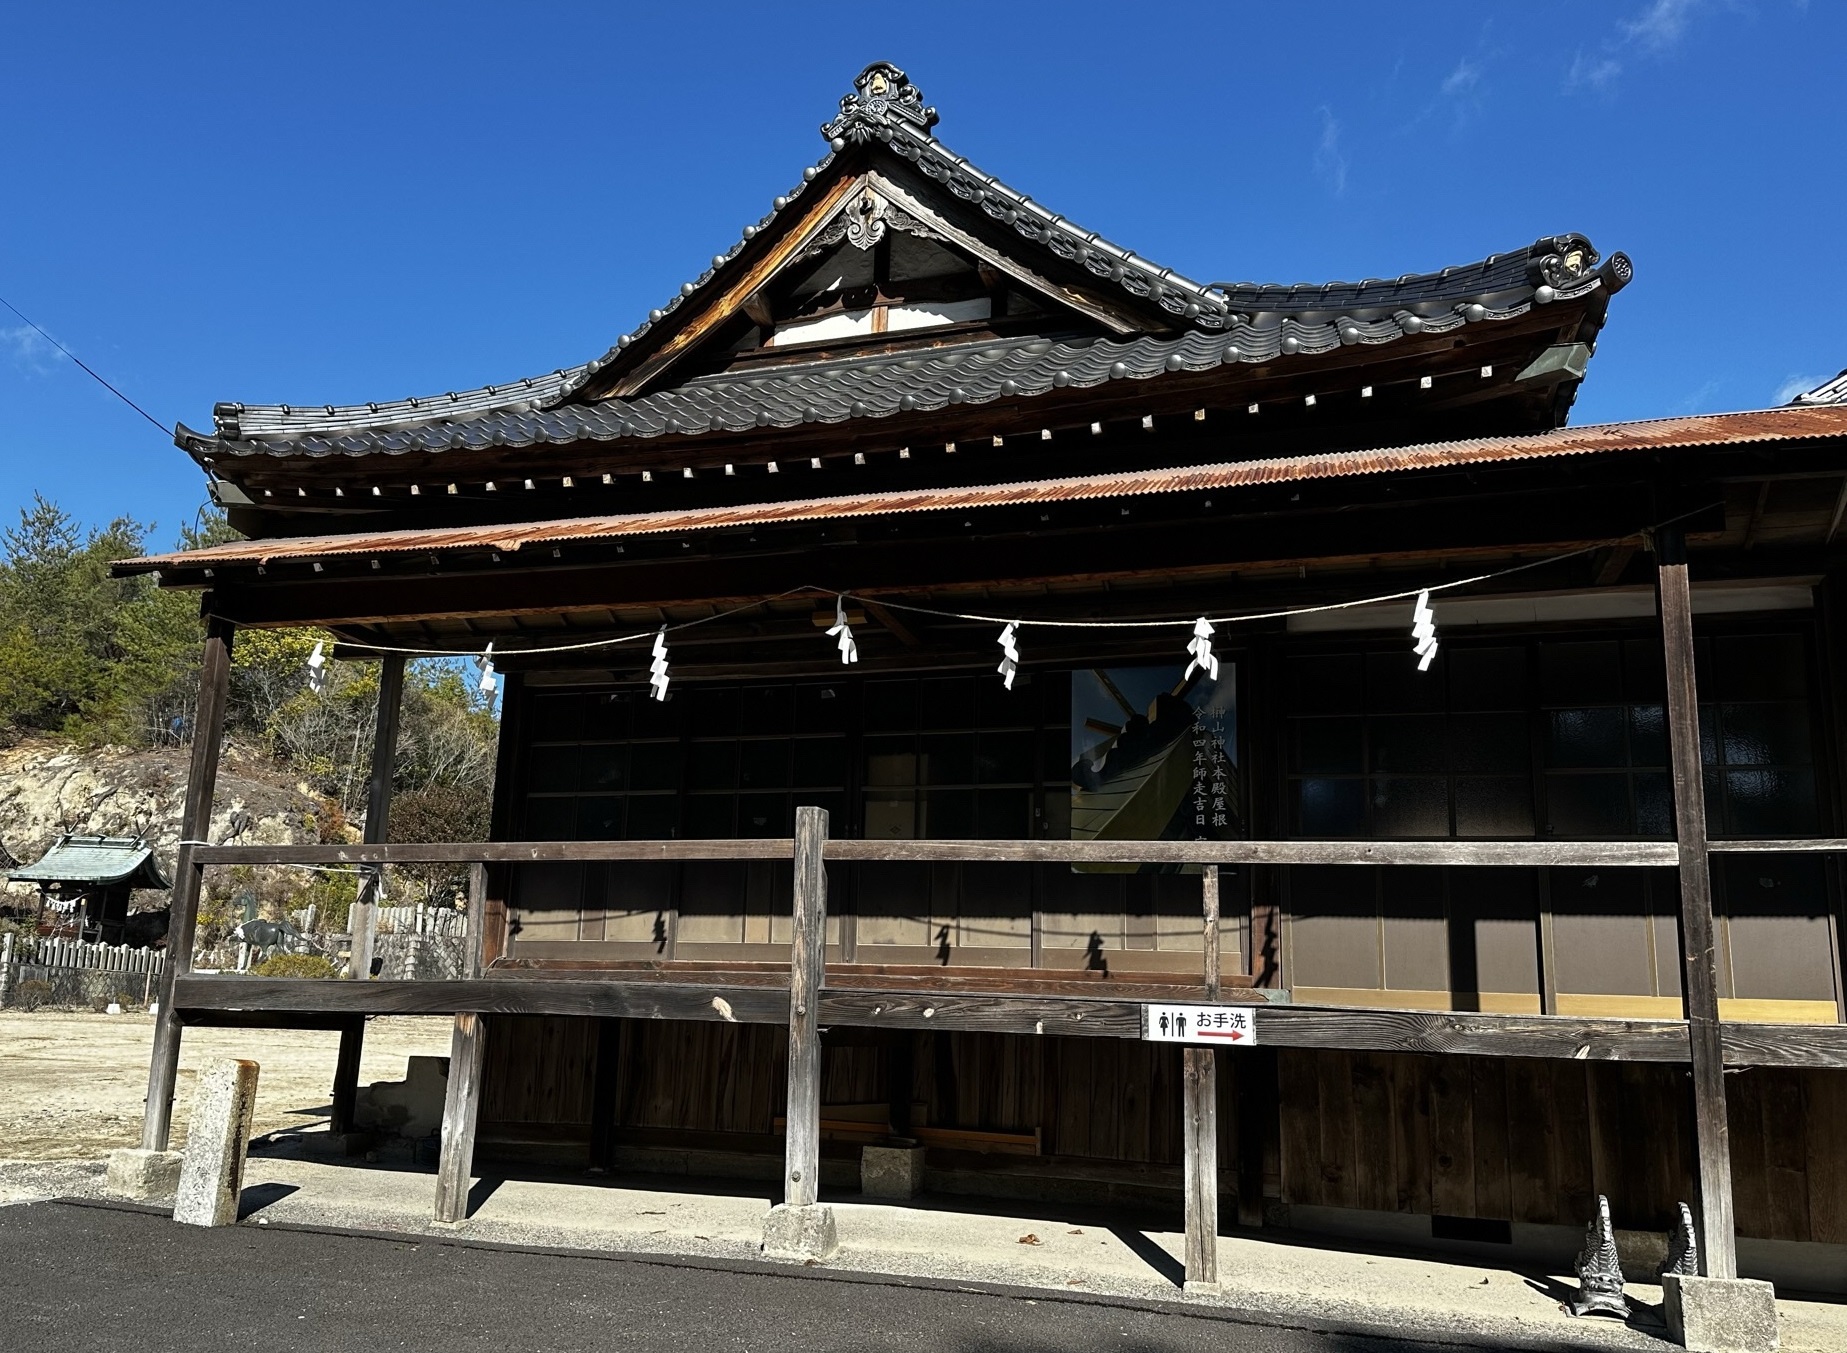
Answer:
185;63;1629;462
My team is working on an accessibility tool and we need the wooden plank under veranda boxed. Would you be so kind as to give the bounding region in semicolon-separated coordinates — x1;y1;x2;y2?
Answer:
1427;1056;1476;1219
1804;1069;1847;1245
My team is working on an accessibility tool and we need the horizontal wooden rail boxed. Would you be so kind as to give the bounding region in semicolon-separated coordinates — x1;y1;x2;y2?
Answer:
174;975;794;1024
191;839;796;866
822;839;1682;867
188;836;1847;871
168;975;1847;1068
1705;838;1847;853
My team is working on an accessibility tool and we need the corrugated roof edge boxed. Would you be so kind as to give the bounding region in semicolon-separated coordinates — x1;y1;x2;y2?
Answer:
122;404;1847;577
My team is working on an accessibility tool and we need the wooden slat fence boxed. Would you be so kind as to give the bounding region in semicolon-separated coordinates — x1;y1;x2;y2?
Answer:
0;932;164;1008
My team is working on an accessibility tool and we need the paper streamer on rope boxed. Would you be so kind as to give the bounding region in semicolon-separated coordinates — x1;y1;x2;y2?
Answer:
649;627;671;701
475;642;498;696
996;622;1020;690
305;641;329;695
1412;590;1438;671
1183;617;1220;681
826;595;858;665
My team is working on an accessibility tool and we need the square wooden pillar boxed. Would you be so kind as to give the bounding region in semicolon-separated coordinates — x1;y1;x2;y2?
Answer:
1656;528;1738;1280
140;614;233;1152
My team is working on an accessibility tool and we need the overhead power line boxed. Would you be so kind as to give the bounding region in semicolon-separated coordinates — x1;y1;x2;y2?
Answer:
0;293;172;438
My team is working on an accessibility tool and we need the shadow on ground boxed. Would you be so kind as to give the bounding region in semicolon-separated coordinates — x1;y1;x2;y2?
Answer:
236;1182;300;1219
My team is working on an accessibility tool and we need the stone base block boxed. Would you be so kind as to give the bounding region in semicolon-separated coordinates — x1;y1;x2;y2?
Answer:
1182;1280;1223;1296
860;1144;926;1199
1664;1274;1779;1353
104;1148;183;1202
762;1203;838;1260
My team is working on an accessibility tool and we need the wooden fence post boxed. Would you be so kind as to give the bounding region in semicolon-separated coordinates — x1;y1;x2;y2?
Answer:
348;653;405;985
464;862;488;980
433;1010;486;1223
141;615;232;1152
1657;530;1738;1280
1184;864;1222;1290
763;804;838;1259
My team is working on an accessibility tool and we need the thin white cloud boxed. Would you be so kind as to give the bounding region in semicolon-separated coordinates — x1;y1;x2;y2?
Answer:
1621;0;1703;52
1566;0;1709;94
1396;30;1498;140
1442;58;1482;97
1675;378;1724;414
1566;50;1624;93
2;325;60;377
1313;106;1347;197
1775;373;1826;404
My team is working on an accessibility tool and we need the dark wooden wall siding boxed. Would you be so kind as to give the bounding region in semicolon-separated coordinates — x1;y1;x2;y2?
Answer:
1726;1064;1847;1245
617;1021;786;1134
1275;1049;1845;1244
479;1015;598;1128
481;1016;1846;1245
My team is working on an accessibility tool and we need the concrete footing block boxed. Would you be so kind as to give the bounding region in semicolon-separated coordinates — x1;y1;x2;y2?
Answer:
762;1203;838;1260
173;1058;260;1228
860;1144;926;1199
1664;1274;1779;1353
329;1131;372;1158
104;1148;183;1202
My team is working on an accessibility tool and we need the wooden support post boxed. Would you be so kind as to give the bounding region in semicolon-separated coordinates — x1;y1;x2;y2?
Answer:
1202;865;1221;999
328;1015;365;1136
1184;863;1222;1288
141;615;233;1152
784;805;828;1210
349;654;405;982
763;805;838;1258
1657;532;1738;1280
433;1011;486;1223
1183;1046;1220;1290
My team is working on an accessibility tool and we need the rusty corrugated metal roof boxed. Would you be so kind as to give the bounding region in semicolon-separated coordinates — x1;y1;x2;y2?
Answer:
123;404;1847;575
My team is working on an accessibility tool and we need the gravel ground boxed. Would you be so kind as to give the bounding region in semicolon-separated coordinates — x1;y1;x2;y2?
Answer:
0;1010;451;1158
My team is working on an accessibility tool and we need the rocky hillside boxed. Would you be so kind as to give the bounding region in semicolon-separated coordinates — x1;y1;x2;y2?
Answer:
0;738;333;903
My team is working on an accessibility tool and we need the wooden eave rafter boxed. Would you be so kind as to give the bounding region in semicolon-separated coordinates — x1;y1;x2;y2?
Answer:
209;304;1592;518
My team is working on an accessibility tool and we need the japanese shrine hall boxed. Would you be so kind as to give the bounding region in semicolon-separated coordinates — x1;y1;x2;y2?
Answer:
118;64;1847;1287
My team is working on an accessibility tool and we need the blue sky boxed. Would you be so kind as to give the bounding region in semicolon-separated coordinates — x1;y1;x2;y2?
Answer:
2;1;1842;544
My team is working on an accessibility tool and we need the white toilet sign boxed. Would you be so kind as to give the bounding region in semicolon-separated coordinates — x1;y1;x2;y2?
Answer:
1142;1003;1259;1045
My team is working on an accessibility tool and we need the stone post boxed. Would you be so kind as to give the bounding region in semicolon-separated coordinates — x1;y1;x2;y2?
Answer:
173;1058;260;1227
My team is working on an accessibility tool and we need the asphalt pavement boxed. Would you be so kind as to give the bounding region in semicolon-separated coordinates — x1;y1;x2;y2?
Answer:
4;1199;1554;1353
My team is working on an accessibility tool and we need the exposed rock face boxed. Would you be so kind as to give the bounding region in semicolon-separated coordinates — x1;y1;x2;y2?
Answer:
0;738;330;910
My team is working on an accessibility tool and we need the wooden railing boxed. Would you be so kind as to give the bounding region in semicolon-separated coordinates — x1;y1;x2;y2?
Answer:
165;827;1847;1068
155;811;1847;1286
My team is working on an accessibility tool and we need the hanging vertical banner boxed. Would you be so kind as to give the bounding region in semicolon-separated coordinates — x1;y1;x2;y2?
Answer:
1069;662;1239;873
